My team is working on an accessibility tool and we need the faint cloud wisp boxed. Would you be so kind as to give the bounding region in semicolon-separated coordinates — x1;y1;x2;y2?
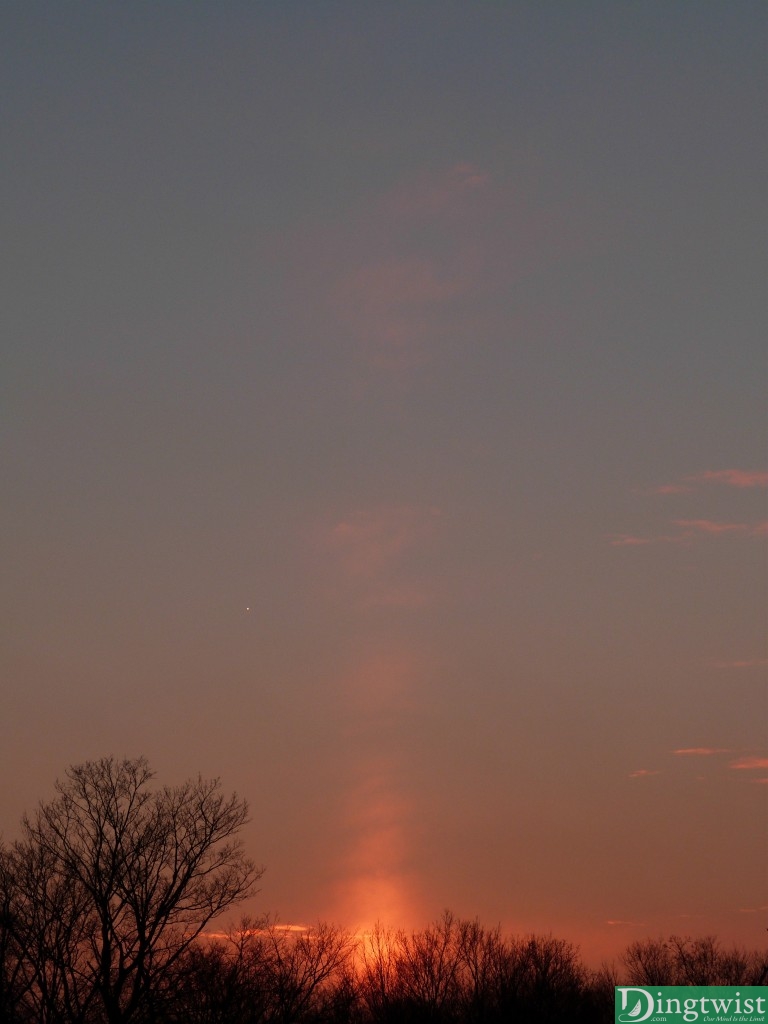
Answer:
321;504;441;610
691;469;768;489
672;748;731;756
618;468;768;545
729;756;768;771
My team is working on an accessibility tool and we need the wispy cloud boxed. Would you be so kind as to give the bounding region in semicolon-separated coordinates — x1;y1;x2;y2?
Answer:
383;162;490;217
609;532;681;547
691;469;768;489
629;768;661;778
610;519;764;547
316;504;441;611
712;658;768;670
649;469;768;494
327;505;440;579
323;162;491;381
673;519;749;535
663;749;768;785
287;160;576;390
202;922;311;941
672;748;730;756
730;756;768;771
610;535;656;547
646;483;694;495
619;467;768;548
332;254;478;373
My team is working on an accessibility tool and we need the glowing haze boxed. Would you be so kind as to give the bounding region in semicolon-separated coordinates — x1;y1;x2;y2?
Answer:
1;2;765;963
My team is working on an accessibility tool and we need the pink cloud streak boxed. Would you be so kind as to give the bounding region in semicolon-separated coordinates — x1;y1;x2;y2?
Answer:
692;469;768;489
672;748;730;756
328;505;440;577
608;532;685;547
611;518;765;546
650;469;768;493
674;519;748;535
730;756;768;771
713;658;768;669
610;535;655;547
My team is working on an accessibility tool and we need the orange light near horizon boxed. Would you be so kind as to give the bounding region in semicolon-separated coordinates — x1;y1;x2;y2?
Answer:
321;643;437;937
337;875;414;938
330;748;423;936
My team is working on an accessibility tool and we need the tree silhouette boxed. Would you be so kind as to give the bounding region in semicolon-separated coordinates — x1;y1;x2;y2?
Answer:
622;934;768;988
2;759;767;1024
0;756;260;1024
170;916;357;1024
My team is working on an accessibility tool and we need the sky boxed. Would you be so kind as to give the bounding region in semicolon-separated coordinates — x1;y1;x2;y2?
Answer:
1;1;766;965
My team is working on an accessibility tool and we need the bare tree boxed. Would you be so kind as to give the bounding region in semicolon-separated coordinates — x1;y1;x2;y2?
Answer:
622;934;768;987
0;833;98;1023
356;922;400;1023
455;918;513;1022
394;910;462;1017
0;756;261;1024
169;916;357;1024
512;934;587;1023
235;916;356;1024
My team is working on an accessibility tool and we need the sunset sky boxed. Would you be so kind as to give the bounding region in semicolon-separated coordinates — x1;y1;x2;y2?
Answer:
1;2;766;963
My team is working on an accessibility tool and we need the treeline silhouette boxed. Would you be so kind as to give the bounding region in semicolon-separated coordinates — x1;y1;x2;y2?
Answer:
1;758;765;1023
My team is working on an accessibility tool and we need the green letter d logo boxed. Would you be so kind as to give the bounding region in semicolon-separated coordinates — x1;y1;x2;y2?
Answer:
616;987;656;1022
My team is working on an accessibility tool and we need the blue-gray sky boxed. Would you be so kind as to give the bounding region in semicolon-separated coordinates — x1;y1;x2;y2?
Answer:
2;1;766;962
